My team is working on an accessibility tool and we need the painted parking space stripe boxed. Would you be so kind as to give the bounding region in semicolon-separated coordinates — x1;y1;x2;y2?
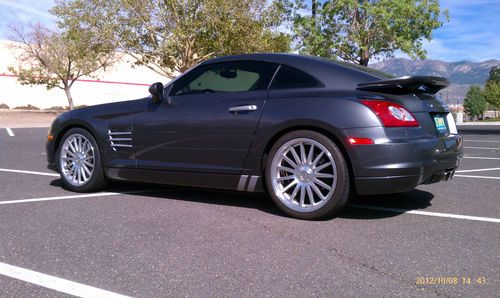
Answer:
463;139;500;143
456;167;500;173
0;261;129;298
464;156;500;160
5;127;14;136
0;190;162;206
454;174;500;180
464;146;500;150
349;204;500;224
0;168;59;177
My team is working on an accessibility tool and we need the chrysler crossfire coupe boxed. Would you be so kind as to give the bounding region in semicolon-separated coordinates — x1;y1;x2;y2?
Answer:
46;54;463;219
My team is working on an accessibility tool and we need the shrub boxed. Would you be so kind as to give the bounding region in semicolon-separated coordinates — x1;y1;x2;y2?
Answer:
0;103;9;109
14;104;40;110
44;106;67;111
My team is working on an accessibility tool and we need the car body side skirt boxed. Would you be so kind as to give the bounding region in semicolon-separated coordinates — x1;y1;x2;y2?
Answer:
105;167;265;193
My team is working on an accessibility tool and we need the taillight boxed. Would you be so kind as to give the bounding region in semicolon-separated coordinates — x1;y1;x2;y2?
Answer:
361;100;419;127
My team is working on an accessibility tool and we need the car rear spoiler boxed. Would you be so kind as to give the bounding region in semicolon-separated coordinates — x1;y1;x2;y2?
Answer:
357;76;449;94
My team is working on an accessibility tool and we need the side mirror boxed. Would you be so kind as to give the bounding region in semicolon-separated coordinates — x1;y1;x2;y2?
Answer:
149;82;164;104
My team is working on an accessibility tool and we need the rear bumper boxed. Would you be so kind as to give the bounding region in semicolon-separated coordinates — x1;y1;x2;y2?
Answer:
348;133;463;195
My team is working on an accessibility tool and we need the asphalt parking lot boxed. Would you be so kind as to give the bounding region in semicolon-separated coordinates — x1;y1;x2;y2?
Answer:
0;127;498;297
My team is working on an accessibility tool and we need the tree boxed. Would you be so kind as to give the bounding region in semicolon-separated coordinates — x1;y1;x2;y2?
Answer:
282;0;448;66
8;23;116;110
52;0;291;79
463;86;487;121
484;67;500;116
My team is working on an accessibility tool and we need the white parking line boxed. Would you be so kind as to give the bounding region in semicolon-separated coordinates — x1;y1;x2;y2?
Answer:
464;156;500;160
454;174;500;180
349;204;500;223
456;167;500;173
5;127;14;136
0;261;129;298
464;146;499;150
0;190;161;206
463;139;500;143
0;168;59;177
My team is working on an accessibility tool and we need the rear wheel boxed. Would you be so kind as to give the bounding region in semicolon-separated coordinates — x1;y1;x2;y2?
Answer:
56;128;108;192
265;130;350;220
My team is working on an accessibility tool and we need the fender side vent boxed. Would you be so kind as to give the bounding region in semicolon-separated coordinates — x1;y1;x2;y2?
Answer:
108;130;132;151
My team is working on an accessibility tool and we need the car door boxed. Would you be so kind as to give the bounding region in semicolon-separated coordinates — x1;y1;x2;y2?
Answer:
133;61;278;174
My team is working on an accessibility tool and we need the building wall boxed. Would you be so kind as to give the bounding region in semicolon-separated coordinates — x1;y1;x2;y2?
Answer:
0;40;169;109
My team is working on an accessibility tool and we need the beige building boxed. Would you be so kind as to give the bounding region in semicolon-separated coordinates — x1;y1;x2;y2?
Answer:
0;40;167;109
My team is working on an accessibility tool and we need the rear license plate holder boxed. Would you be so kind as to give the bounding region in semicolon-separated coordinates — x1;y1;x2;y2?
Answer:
433;115;448;134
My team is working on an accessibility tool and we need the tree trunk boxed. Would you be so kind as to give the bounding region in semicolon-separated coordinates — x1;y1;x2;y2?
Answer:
359;49;370;66
312;0;317;18
64;87;74;110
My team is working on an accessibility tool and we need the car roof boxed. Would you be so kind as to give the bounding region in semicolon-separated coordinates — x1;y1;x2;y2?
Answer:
201;53;389;90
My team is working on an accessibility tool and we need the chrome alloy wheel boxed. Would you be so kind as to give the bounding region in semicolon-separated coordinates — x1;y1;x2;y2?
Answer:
270;138;337;212
59;134;95;186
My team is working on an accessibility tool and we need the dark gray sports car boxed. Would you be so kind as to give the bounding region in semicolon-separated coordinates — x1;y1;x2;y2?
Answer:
46;54;463;219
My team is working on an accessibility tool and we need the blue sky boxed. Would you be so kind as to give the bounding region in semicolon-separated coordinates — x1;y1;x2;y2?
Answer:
0;0;498;62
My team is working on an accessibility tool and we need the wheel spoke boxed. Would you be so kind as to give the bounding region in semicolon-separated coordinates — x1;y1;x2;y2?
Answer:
277;165;295;173
299;186;305;206
80;167;87;181
82;164;92;176
282;155;298;168
314;178;332;190
281;180;297;193
299;143;307;164
311;151;324;166
306;185;314;205
310;183;326;201
277;175;295;182
315;173;334;178
314;162;332;172
290;184;300;201
307;144;315;164
66;139;73;153
289;146;302;165
83;160;94;167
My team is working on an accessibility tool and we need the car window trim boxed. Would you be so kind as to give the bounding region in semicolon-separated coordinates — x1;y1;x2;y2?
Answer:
267;64;282;90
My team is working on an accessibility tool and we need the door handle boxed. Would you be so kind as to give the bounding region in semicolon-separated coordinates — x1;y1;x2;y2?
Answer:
228;105;258;114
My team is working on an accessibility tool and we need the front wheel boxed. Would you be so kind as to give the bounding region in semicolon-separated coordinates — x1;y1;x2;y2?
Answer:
56;128;108;192
265;130;350;220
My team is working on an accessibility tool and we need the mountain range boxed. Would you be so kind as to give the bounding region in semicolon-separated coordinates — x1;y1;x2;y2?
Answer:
370;58;500;104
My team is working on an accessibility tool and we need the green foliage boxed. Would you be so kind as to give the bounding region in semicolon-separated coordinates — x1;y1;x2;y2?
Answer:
52;0;291;78
484;80;500;111
281;0;448;66
463;85;487;119
8;23;116;109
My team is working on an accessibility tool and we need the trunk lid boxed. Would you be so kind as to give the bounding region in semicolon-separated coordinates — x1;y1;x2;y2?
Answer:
357;76;455;136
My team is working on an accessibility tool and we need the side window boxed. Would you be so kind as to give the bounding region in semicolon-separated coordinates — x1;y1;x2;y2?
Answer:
270;66;323;90
171;61;278;96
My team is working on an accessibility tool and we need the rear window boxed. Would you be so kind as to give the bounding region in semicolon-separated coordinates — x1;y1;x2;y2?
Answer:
332;60;395;79
270;66;323;90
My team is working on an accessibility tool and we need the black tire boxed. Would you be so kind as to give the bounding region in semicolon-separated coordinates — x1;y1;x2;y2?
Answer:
265;130;350;220
56;128;108;192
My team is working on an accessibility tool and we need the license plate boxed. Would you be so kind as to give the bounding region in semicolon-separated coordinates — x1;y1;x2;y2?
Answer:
433;115;448;134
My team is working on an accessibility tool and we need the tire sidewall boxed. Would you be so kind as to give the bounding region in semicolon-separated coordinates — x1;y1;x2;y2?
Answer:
56;128;107;192
265;130;350;220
